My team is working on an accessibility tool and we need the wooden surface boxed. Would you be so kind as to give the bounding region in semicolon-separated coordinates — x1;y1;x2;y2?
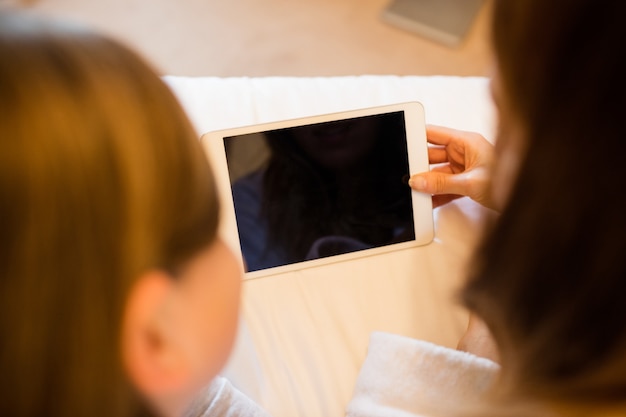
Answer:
8;0;492;77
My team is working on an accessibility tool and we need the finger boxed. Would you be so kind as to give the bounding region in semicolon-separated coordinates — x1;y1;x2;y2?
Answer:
430;164;454;174
426;124;465;146
432;194;462;208
427;124;493;150
430;160;470;175
427;126;470;165
428;147;449;164
408;171;471;197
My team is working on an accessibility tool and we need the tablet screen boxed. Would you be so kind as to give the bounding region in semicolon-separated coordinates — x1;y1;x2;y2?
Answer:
224;110;415;272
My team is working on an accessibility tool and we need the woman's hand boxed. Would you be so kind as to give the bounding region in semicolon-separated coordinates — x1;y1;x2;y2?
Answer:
457;314;500;363
409;125;496;210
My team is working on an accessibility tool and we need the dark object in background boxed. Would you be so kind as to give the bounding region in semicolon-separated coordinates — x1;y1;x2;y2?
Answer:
381;0;485;47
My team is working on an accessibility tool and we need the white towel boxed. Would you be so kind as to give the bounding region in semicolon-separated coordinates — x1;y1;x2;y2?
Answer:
346;332;500;417
185;376;272;417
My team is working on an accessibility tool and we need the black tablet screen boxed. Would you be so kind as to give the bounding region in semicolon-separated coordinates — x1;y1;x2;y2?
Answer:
224;111;415;272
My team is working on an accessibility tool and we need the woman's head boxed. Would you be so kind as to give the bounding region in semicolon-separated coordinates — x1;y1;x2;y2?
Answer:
0;13;241;417
464;0;626;409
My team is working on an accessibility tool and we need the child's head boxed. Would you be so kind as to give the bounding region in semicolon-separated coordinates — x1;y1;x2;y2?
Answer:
0;13;241;417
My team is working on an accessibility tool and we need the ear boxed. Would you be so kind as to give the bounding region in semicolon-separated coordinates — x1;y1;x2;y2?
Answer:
121;270;190;400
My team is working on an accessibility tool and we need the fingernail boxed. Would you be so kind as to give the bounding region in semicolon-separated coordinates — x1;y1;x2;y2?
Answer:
408;176;426;190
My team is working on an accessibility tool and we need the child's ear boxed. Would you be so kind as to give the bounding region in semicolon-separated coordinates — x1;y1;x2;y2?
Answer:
120;270;191;409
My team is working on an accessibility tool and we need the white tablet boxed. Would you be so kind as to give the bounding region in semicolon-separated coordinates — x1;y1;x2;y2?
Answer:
201;102;433;279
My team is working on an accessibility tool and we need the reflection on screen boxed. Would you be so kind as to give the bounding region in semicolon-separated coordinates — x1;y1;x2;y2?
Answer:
225;111;415;272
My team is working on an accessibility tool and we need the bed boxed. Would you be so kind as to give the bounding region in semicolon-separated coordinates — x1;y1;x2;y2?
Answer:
163;75;496;417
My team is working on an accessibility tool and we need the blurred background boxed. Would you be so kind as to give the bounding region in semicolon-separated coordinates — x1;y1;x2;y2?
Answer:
1;0;492;77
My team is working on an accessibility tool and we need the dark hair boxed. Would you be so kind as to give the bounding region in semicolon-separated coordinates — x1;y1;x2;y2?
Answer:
262;114;413;262
463;0;626;406
0;13;219;417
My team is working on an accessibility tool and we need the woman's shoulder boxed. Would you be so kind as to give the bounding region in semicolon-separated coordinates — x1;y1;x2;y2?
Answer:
346;332;499;417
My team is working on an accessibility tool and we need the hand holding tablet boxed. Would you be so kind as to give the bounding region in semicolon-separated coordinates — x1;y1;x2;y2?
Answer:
201;102;433;278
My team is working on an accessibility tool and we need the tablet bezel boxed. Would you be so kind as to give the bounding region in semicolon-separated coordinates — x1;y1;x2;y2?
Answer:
201;102;433;279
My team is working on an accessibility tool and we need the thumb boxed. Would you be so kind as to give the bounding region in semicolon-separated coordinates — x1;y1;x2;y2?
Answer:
408;172;470;197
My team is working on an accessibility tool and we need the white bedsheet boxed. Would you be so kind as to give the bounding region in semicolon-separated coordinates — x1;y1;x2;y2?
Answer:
163;75;496;417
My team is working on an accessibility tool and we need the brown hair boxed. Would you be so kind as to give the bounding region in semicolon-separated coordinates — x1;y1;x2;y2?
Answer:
0;13;219;416
463;0;626;409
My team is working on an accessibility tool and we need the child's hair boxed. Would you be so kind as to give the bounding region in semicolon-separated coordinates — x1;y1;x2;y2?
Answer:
0;13;219;416
463;0;626;410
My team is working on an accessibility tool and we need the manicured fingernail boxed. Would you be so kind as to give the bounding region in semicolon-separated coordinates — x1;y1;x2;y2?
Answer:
408;176;426;190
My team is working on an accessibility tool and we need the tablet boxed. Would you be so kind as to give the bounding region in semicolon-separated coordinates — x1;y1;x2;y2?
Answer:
201;102;433;279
